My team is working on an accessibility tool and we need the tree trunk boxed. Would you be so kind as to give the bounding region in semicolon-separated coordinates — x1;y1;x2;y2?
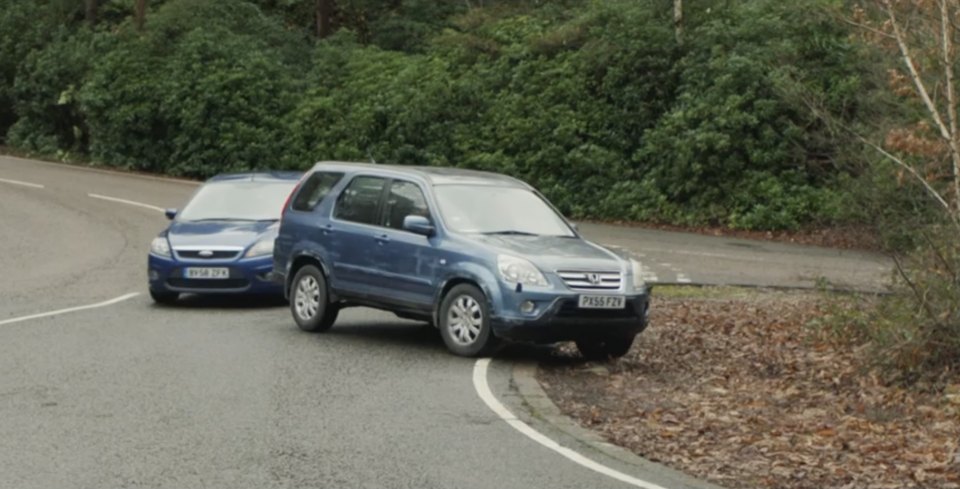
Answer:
941;0;960;214
135;0;147;31
316;0;334;39
674;0;683;44
85;0;97;26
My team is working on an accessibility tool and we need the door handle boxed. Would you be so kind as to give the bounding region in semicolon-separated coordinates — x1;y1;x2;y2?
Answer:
375;233;390;244
322;224;333;235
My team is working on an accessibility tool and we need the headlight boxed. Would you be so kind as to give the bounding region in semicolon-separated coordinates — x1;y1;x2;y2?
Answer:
244;237;275;258
150;236;171;257
498;255;548;287
631;259;646;289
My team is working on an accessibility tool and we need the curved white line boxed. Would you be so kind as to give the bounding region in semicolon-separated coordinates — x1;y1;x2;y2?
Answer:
88;193;164;213
472;358;668;489
0;177;44;189
0;292;140;326
2;155;200;186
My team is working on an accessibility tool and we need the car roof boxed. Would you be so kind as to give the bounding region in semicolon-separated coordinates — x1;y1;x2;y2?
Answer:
307;161;530;188
206;171;302;183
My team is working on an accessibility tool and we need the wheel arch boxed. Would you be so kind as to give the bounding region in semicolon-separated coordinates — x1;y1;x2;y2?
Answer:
286;252;329;299
432;270;500;327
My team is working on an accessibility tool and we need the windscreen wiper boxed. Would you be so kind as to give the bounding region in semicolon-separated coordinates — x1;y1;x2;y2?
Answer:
482;230;540;236
187;218;256;222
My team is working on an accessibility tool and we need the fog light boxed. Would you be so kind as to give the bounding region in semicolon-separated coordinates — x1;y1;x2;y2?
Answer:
520;300;536;314
149;270;159;281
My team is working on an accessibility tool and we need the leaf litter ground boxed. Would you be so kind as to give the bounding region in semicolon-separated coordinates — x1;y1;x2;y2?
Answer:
537;289;960;489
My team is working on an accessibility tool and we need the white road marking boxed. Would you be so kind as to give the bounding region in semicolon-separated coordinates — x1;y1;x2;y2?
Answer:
0;177;44;189
0;292;140;326
88;193;164;213
1;155;200;186
473;359;669;489
676;275;692;284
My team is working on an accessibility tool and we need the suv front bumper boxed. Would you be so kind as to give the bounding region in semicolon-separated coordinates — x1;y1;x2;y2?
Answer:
490;293;649;343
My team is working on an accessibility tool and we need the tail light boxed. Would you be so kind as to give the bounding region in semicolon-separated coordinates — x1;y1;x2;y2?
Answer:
282;173;309;216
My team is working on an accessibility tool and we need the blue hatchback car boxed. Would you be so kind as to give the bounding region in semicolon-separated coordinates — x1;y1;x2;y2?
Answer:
273;162;650;359
148;172;301;304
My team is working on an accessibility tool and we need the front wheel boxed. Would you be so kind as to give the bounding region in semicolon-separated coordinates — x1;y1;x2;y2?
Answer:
439;284;498;357
290;265;337;332
576;335;635;361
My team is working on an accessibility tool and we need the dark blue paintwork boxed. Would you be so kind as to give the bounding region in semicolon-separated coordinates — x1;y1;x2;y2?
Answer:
148;172;301;298
274;162;649;344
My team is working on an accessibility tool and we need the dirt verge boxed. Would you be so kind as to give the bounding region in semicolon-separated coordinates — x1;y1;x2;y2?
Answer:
537;288;960;489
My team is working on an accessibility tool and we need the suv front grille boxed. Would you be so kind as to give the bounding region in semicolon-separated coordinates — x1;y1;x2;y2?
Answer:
175;250;241;260
557;271;622;290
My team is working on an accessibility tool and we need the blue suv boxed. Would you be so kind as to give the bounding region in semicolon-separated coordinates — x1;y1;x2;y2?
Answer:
273;162;649;358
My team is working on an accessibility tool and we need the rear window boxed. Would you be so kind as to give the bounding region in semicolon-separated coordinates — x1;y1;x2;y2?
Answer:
291;172;344;211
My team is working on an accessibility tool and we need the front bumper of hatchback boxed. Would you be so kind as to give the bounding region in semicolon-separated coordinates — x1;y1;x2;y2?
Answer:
147;253;282;295
489;289;650;343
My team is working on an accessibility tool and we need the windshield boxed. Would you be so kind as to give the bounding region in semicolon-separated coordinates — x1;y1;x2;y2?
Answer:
434;185;575;237
178;180;297;221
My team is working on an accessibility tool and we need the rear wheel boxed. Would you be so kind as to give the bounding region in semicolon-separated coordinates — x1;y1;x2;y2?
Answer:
149;289;179;305
576;335;635;361
439;284;498;357
290;265;337;332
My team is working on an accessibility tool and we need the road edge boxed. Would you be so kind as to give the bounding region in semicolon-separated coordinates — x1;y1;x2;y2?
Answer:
511;361;729;489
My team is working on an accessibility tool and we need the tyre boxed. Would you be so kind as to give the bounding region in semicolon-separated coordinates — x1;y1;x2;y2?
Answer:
439;284;498;357
149;289;179;305
575;335;635;361
290;265;338;332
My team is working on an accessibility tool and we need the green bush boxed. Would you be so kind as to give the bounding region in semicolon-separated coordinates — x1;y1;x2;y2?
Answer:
79;0;302;176
1;0;874;230
819;223;960;382
7;29;101;155
0;0;56;140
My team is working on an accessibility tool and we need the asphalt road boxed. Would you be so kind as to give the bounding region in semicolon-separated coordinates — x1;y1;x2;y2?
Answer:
0;155;890;489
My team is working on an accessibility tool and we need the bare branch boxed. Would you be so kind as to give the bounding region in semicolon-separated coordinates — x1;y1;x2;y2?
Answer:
841;17;896;39
859;134;956;216
882;1;954;143
942;0;960;213
892;253;942;327
920;229;958;282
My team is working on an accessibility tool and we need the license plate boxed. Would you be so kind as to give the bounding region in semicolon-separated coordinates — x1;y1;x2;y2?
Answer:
184;267;230;279
578;295;625;309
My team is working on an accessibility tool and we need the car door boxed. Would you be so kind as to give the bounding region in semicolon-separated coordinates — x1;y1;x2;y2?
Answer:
373;179;440;308
328;175;390;296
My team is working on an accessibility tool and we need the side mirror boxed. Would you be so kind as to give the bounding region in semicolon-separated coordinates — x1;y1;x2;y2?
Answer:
403;215;435;237
164;208;178;220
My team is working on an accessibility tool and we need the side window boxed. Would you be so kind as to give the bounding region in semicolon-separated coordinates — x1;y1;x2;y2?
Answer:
292;172;344;211
384;180;430;230
333;176;387;225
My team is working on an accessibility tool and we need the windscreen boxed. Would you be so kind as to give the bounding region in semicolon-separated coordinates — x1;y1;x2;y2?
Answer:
433;185;575;237
178;180;297;221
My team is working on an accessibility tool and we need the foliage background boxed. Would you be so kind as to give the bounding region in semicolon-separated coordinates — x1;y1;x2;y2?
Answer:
1;0;874;230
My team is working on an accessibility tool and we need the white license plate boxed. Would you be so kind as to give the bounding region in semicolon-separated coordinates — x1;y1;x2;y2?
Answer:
578;295;626;309
184;267;230;279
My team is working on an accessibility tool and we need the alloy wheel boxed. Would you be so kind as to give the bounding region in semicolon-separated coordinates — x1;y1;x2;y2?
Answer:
446;294;483;346
294;275;320;320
